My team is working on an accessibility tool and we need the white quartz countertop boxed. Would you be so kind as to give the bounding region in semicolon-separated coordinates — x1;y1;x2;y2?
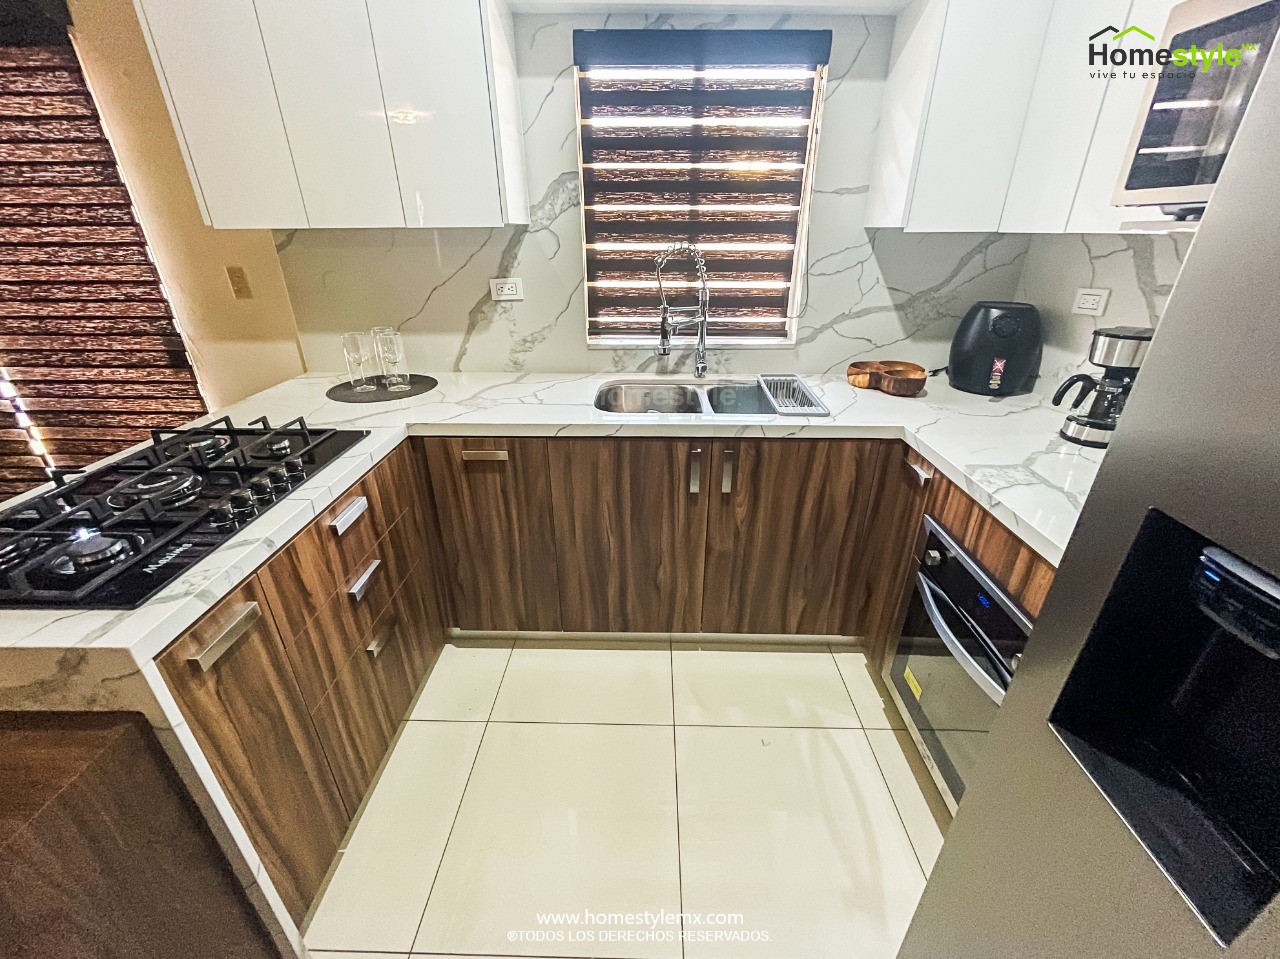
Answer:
1;371;1102;664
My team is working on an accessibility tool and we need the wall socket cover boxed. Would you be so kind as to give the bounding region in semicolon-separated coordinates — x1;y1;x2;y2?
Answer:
490;278;524;301
1073;287;1111;317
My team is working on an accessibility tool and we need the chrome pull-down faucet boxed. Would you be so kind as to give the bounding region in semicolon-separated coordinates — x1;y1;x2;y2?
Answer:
654;241;710;378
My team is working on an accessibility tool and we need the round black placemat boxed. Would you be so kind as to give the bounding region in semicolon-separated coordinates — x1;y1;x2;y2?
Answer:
325;374;438;403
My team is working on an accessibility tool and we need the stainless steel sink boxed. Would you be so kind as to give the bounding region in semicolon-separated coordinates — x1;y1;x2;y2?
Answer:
593;382;705;414
593;375;829;418
705;382;773;415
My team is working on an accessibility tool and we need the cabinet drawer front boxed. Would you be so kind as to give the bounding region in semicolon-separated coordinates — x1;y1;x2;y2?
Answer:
310;643;396;816
260;475;394;641
156;575;347;923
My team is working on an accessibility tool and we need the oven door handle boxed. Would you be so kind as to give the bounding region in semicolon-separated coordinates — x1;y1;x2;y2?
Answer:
917;573;1007;706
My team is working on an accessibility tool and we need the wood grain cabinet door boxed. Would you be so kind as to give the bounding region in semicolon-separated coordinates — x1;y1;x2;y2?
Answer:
549;439;709;633
702;439;887;635
422;437;561;631
156;574;348;924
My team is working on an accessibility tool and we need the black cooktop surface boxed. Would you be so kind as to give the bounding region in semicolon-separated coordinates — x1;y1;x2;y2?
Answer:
0;416;366;609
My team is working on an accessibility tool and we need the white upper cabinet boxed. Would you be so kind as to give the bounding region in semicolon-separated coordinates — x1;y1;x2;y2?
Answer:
368;0;528;227
866;0;1055;232
253;0;404;227
136;0;528;229
869;0;1183;234
135;0;307;228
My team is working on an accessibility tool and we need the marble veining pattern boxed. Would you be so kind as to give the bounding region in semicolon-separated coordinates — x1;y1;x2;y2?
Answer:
278;14;1035;380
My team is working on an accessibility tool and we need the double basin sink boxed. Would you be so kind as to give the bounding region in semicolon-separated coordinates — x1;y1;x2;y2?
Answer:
593;374;829;418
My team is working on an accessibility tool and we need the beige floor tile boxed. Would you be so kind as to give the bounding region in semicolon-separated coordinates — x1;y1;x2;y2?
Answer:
489;642;673;724
309;953;405;958
864;728;951;875
414;723;682;958
409;641;513;721
672;645;860;727
305;722;485;953
676;726;926;959
832;650;906;729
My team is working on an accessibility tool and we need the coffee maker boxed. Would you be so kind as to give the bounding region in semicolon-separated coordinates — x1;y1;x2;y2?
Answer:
1052;326;1154;448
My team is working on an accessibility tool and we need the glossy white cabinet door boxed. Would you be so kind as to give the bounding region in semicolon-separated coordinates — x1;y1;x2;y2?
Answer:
135;0;307;228
1066;0;1179;232
253;0;405;228
904;0;1054;232
865;0;946;229
482;0;530;224
367;0;505;227
1000;0;1131;233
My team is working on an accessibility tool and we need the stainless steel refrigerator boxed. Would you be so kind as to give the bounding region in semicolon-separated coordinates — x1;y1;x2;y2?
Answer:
898;42;1280;959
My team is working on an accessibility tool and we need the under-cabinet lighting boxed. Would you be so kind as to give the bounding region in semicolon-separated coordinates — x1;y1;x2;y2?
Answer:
1138;145;1208;154
582;68;816;81
589;242;796;252
588;203;800;213
1152;99;1220;110
585;116;809;129
590;279;791;290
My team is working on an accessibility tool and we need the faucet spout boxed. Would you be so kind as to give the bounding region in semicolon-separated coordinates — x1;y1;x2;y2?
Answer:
654;242;711;377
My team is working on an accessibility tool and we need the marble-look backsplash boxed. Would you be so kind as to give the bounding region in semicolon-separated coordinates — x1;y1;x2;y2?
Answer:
274;13;1187;390
1016;233;1190;388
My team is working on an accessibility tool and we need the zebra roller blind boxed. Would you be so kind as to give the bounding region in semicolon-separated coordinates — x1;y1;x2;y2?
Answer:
574;29;830;342
0;43;205;500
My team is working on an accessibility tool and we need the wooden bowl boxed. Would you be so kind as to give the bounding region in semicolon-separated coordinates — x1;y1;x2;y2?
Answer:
846;360;927;397
846;361;886;389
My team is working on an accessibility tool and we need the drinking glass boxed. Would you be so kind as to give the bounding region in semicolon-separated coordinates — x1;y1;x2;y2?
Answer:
369;326;394;382
373;330;411;392
341;332;377;392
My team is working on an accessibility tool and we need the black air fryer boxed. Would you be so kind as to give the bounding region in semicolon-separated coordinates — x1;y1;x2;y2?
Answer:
948;301;1042;396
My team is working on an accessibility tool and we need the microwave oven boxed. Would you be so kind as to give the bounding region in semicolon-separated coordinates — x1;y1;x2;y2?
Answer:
1114;0;1280;215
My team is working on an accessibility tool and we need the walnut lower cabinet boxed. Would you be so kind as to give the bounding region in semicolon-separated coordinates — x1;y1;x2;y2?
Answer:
422;437;562;631
155;439;449;924
549;439;708;633
701;439;890;635
0;712;279;959
156;573;349;925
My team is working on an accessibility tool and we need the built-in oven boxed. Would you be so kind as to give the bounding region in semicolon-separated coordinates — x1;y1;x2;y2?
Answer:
1114;0;1280;216
884;516;1034;813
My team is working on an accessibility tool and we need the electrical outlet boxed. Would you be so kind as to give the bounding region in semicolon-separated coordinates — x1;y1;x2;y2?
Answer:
490;278;524;301
1073;287;1111;317
226;266;253;299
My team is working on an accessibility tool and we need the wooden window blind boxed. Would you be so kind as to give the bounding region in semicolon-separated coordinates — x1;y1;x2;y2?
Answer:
574;30;830;342
0;43;205;501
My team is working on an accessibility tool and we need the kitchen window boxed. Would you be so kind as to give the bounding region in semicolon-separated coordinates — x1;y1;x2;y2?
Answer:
0;42;205;500
574;30;830;345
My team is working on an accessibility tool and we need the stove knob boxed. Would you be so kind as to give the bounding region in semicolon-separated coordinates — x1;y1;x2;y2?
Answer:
210;502;238;531
282;458;307;481
266;464;292;493
229;489;258;520
923;549;944;567
249;475;275;505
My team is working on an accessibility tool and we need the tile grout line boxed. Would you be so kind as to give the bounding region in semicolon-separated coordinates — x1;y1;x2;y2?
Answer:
829;646;929;880
669;641;687;959
406;642;516;954
827;643;866;727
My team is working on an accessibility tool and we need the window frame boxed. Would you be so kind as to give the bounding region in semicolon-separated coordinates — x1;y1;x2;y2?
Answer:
572;31;830;349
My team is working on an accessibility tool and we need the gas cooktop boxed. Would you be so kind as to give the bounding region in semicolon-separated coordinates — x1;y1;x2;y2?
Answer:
0;416;367;609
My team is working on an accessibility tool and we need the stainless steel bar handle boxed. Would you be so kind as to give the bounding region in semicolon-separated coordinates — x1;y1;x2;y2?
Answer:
348;559;382;602
689;448;702;494
329;496;369;536
905;460;933;487
367;617;397;658
461;450;509;462
721;449;735;494
189;602;262;672
916;573;1006;705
